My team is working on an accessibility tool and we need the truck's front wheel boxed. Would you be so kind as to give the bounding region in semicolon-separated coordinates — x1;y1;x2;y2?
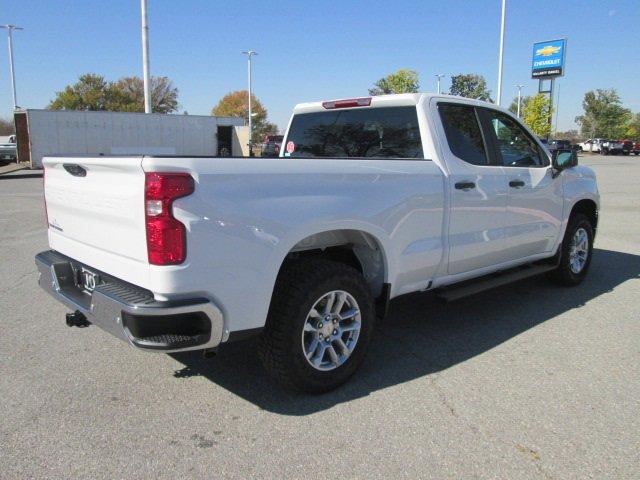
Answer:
548;213;594;286
258;259;375;393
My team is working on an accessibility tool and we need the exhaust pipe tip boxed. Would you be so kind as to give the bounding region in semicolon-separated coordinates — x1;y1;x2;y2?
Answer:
66;311;90;328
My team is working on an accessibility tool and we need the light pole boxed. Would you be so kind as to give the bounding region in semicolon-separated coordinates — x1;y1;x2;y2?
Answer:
515;84;524;117
140;0;152;113
1;24;23;110
435;74;445;94
242;50;257;156
496;0;506;106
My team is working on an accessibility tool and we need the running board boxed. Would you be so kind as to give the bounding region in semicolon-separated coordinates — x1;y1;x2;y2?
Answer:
436;263;557;303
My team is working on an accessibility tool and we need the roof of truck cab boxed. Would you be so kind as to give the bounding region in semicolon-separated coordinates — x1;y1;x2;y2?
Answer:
292;93;499;115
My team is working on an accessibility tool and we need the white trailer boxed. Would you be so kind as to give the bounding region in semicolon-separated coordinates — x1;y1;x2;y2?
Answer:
14;109;246;168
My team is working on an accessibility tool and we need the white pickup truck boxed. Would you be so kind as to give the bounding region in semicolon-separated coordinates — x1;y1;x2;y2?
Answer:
578;138;605;153
36;94;599;392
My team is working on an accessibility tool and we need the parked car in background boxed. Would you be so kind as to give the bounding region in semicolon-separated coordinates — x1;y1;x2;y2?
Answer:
601;140;624;155
548;139;571;154
632;142;640;155
36;93;599;392
261;134;284;157
621;140;633;155
0;134;17;161
578;138;605;153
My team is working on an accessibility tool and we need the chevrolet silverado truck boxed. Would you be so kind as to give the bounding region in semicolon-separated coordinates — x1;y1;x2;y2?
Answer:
36;94;599;392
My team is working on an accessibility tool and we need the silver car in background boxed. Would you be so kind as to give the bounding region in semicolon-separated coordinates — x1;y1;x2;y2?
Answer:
0;134;17;161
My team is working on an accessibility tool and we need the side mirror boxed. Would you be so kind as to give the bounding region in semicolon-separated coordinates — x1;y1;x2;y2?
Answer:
552;149;578;171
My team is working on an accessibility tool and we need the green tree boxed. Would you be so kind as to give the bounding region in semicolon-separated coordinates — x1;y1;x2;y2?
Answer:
0;117;14;135
522;93;553;138
508;95;531;116
211;90;277;143
115;76;179;113
49;73;179;113
369;69;419;95
449;74;492;101
48;74;128;111
575;89;632;139
624;112;640;140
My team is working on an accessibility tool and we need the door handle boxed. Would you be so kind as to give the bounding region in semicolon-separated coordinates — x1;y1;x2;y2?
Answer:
454;181;476;190
509;180;525;188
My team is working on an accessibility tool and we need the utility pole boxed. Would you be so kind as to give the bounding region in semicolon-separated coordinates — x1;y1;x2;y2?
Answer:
496;0;506;106
1;24;23;110
435;74;445;94
242;50;257;156
515;84;524;117
140;0;152;113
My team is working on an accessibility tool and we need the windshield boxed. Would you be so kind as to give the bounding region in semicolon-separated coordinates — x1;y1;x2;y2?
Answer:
284;106;423;158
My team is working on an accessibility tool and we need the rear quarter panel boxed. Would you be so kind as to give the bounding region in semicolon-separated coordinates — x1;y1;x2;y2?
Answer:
142;156;445;333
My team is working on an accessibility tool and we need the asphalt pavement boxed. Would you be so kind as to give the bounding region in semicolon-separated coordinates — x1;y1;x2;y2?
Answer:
1;155;639;479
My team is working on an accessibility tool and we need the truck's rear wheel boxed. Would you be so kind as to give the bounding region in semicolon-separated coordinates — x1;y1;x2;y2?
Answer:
548;213;594;286
258;258;375;393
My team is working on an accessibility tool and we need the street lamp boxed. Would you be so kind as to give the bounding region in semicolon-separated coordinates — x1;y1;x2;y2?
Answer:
1;24;23;110
242;50;258;156
140;0;152;113
496;0;507;106
435;74;446;94
515;84;524;117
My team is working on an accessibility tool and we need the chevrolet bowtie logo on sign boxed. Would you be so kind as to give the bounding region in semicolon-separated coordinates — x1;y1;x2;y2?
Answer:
536;45;562;57
531;39;566;79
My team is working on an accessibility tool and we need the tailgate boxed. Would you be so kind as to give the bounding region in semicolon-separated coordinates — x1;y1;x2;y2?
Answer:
44;156;149;282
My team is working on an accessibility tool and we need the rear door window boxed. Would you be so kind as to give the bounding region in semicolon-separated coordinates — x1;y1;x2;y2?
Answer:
284;106;423;159
438;104;489;166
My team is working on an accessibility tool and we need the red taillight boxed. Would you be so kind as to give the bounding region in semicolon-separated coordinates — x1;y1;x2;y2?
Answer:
322;97;371;109
145;172;195;265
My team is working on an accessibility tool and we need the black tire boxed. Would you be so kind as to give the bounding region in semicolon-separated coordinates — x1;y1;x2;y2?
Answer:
547;213;594;286
258;258;375;393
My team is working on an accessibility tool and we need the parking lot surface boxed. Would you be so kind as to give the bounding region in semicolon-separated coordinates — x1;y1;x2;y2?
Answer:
1;155;639;479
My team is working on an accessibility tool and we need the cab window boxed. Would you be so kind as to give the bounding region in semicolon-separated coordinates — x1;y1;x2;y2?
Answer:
438;104;488;165
284;106;423;159
485;111;547;167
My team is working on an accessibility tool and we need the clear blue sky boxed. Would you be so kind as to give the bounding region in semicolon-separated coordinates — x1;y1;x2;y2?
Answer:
1;0;639;132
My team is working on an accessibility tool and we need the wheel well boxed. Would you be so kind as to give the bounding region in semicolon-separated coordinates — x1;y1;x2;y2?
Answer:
571;199;598;232
282;230;386;298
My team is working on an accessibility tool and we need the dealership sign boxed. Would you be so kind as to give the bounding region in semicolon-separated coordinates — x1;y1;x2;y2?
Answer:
531;39;566;78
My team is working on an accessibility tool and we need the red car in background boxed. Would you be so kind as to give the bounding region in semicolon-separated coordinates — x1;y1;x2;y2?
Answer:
632;141;640;156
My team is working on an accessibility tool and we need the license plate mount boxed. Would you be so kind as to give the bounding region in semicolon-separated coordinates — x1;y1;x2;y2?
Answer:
78;267;100;293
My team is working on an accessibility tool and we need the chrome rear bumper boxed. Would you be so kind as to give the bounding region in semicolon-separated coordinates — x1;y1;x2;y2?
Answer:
35;250;225;352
